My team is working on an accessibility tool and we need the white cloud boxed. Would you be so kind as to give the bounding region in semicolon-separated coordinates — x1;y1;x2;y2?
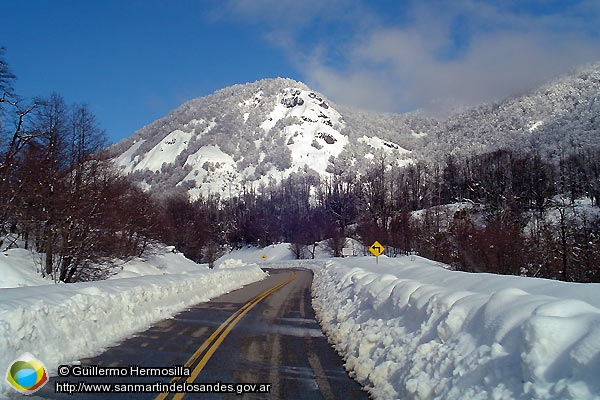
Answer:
308;1;600;113
217;0;600;114
306;62;397;112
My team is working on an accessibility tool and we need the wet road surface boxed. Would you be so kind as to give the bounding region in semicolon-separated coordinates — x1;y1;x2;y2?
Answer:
33;268;369;399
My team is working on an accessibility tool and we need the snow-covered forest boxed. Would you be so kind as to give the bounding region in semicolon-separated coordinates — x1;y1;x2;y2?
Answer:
2;47;599;283
159;148;600;282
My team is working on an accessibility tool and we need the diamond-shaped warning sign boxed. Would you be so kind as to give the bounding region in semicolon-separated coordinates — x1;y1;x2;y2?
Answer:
368;241;385;257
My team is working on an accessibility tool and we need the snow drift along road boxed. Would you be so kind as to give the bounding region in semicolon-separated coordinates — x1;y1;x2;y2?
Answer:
310;256;600;400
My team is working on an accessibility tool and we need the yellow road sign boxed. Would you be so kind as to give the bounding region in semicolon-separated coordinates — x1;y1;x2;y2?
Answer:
369;241;385;257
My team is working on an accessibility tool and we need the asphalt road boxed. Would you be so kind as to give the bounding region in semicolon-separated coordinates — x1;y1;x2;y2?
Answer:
33;268;369;399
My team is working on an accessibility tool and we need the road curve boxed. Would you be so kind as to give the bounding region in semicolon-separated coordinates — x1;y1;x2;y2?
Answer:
36;268;369;399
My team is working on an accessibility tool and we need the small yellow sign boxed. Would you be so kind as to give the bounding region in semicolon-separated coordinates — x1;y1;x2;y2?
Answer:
261;254;267;260
369;241;385;257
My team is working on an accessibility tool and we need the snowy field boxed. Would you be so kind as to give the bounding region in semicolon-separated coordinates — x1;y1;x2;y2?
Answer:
1;244;600;399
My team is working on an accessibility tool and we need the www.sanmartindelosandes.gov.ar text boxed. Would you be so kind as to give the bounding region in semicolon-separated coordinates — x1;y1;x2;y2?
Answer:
55;364;271;395
54;380;272;395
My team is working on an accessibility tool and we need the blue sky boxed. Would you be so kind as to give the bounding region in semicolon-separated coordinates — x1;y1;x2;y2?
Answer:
1;0;599;144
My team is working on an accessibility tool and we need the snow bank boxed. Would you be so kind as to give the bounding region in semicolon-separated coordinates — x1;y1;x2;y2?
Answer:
311;256;600;399
0;249;52;288
0;248;266;398
215;243;297;266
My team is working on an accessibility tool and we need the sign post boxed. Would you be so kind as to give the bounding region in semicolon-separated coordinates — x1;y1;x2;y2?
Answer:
368;241;385;263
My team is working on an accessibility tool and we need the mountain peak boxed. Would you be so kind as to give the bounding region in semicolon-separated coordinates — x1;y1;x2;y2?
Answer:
108;78;407;199
108;65;600;199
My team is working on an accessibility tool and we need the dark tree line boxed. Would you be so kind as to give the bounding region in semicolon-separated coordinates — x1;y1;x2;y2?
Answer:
1;49;167;282
161;173;342;265
162;147;599;283
353;149;600;282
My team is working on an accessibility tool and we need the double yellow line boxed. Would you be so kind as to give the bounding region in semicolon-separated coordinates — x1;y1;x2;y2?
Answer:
155;271;296;400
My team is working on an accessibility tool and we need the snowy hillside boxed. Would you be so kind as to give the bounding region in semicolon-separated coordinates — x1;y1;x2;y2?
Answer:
422;63;600;159
106;64;600;199
105;78;414;199
108;78;413;199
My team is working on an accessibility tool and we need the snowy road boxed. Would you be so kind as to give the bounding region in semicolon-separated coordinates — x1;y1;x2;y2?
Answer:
33;269;367;399
3;245;599;399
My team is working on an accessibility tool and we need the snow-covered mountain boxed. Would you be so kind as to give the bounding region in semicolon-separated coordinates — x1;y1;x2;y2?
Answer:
107;78;415;199
106;64;600;199
420;63;600;160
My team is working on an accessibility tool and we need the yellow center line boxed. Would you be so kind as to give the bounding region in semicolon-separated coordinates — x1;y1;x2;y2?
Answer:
155;271;296;400
154;305;249;400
